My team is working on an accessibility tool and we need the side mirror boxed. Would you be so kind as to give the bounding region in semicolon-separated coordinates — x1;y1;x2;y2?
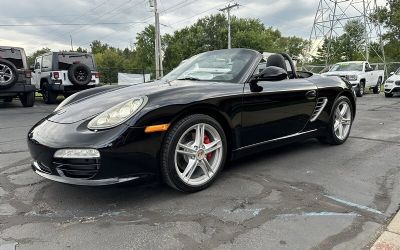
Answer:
390;72;394;75
249;66;288;92
365;67;373;72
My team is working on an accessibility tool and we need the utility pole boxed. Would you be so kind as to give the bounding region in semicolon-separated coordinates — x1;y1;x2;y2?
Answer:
70;34;74;51
150;0;163;79
219;3;239;49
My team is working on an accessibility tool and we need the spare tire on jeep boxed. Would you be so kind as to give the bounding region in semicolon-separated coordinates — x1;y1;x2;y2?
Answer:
68;63;92;86
0;59;18;89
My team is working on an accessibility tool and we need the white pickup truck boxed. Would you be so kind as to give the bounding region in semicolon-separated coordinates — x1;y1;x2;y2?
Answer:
322;61;384;97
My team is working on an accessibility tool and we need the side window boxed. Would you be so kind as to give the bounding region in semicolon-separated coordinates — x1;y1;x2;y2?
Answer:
41;55;52;71
34;57;41;70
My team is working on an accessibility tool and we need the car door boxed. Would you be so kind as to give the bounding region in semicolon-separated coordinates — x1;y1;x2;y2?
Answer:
240;78;317;147
364;62;375;87
32;57;42;89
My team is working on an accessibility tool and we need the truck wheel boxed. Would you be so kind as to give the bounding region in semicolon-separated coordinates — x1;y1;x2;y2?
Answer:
42;82;58;104
385;93;393;98
373;77;382;94
19;92;35;107
356;82;364;97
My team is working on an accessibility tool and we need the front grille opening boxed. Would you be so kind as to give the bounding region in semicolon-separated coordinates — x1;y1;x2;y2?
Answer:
36;162;52;174
53;158;100;179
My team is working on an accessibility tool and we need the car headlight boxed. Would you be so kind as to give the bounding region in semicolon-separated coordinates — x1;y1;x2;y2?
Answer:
54;92;79;112
87;96;147;130
347;75;358;81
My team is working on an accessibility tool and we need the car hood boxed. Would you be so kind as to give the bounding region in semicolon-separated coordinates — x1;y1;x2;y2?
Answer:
385;74;400;82
48;80;216;124
322;71;361;76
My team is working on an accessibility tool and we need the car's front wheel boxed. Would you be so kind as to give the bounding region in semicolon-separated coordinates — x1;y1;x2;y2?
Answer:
319;96;353;145
385;92;393;98
161;114;227;192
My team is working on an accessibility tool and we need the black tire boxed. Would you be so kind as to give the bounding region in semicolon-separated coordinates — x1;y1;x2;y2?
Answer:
161;114;227;192
385;92;393;98
356;82;364;97
318;96;353;145
42;82;58;104
0;59;18;89
373;77;382;94
68;63;92;86
19;92;35;107
3;97;13;103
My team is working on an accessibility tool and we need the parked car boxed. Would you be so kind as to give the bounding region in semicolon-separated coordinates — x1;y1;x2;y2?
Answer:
31;52;100;104
28;49;356;192
0;46;35;107
383;68;400;97
322;61;384;97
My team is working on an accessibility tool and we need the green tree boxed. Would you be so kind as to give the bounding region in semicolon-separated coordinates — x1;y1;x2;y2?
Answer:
27;47;51;66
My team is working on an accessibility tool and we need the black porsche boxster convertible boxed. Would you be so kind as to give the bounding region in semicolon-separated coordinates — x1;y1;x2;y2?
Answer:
28;48;356;192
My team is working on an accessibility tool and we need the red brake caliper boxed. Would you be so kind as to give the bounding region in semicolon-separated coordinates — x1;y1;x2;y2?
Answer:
203;134;212;160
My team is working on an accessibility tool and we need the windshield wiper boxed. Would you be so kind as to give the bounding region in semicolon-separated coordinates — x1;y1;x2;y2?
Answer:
177;77;202;81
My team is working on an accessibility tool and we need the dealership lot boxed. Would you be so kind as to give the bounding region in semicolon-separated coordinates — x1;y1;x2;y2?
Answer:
0;94;399;249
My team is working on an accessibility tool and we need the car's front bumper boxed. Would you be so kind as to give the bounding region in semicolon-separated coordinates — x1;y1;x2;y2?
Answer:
28;119;162;186
384;82;400;93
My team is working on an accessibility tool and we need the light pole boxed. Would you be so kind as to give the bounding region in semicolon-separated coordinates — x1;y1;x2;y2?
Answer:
219;3;239;49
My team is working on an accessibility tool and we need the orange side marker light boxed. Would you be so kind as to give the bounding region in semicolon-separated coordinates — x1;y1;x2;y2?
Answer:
144;124;170;133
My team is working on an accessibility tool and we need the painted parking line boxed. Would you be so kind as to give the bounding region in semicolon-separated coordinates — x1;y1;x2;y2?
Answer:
324;195;384;215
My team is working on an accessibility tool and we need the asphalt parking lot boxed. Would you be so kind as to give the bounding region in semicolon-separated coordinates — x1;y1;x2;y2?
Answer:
0;94;399;250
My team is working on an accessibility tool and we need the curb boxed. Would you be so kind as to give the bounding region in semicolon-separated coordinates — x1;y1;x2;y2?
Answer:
371;210;400;250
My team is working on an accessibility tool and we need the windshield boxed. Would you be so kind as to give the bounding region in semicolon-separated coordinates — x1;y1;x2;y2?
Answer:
162;49;256;83
58;54;95;70
330;63;363;72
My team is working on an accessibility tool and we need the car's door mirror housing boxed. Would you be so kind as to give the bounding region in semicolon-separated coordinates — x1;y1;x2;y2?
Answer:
249;66;288;92
390;71;395;75
365;67;373;72
251;66;288;82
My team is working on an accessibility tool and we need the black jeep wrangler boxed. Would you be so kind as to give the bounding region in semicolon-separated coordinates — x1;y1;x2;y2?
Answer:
0;46;35;107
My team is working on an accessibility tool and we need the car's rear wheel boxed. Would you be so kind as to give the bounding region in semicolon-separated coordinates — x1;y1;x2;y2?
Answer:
161;114;227;192
42;82;58;104
318;96;353;145
356;82;364;97
19;92;35;107
373;77;382;94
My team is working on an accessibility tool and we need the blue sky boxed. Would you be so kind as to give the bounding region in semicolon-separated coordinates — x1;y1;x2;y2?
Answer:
0;0;387;55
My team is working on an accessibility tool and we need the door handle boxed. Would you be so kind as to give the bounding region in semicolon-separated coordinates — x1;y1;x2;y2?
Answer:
305;90;317;100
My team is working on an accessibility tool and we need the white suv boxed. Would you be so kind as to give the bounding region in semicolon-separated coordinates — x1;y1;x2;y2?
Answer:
31;52;100;104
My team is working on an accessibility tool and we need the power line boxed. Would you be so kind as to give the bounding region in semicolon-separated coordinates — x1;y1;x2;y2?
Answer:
0;21;148;27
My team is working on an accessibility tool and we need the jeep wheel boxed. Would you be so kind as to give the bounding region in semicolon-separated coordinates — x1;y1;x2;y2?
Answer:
42;83;58;104
20;92;35;107
68;63;92;86
4;97;13;103
0;59;17;89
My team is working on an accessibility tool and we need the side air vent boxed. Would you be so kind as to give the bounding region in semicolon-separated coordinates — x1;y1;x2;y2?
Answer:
310;97;328;122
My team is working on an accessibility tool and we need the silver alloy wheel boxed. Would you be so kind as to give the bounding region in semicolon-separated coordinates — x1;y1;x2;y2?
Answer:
174;123;223;186
334;101;352;140
0;63;13;86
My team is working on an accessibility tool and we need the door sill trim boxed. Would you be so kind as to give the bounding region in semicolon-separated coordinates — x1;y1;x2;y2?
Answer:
236;129;318;151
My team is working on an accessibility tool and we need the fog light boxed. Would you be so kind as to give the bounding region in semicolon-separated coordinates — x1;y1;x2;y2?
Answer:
54;149;100;159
